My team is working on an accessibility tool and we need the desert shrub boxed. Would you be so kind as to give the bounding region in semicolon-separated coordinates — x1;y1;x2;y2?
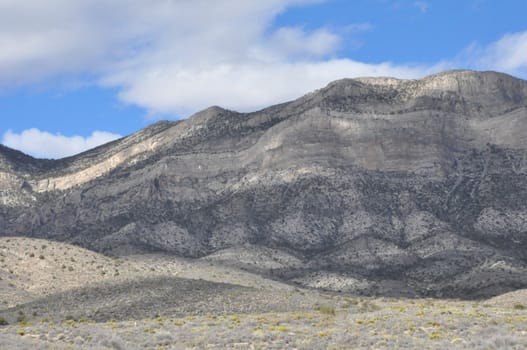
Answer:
429;332;442;340
358;300;380;312
0;316;8;326
17;316;28;326
65;319;78;328
315;305;336;315
39;255;45;259
469;333;521;349
513;304;525;310
269;325;289;332
99;335;127;350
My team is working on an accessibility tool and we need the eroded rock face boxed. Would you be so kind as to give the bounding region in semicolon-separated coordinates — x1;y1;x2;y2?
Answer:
1;70;527;298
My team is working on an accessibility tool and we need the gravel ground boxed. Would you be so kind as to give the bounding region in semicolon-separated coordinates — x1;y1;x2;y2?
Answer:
1;295;526;349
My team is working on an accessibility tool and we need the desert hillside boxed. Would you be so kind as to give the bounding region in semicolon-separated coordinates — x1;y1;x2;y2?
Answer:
0;237;526;349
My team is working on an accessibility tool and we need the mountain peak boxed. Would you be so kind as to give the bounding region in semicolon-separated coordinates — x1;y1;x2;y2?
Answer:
311;70;527;117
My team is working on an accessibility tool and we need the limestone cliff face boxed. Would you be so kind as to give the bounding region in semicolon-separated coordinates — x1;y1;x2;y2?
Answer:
1;70;527;298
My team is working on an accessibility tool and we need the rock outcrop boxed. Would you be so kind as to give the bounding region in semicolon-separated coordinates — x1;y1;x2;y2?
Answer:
1;70;527;298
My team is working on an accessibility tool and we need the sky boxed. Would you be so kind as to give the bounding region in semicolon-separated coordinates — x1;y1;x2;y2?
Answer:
1;0;526;159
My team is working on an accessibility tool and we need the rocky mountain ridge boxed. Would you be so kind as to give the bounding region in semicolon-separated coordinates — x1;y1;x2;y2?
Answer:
1;70;527;298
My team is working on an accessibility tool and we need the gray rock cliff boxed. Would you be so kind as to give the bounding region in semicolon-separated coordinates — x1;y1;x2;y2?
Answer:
2;70;527;298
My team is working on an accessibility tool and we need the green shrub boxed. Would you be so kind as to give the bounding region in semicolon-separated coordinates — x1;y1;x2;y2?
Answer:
17;317;28;327
315;305;336;315
429;332;443;340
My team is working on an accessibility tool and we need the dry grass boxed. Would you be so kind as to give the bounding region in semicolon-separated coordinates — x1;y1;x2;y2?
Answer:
1;300;526;349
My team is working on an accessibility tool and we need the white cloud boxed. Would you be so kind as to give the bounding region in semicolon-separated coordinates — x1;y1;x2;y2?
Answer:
468;31;527;77
2;129;121;159
96;0;443;117
0;0;442;118
266;27;341;59
0;0;524;122
0;0;317;86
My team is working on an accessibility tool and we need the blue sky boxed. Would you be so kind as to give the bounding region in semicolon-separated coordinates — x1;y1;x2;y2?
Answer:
1;0;526;159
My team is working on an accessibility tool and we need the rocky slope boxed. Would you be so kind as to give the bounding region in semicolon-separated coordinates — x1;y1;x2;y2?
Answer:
1;70;527;298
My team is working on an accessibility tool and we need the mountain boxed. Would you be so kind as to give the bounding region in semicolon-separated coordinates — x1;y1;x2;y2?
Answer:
1;70;527;298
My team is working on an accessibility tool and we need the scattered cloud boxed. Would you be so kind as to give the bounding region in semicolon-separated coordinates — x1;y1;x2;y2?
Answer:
2;129;121;159
414;1;430;13
467;31;527;77
0;0;443;119
0;0;524;124
265;27;341;59
0;0;317;87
